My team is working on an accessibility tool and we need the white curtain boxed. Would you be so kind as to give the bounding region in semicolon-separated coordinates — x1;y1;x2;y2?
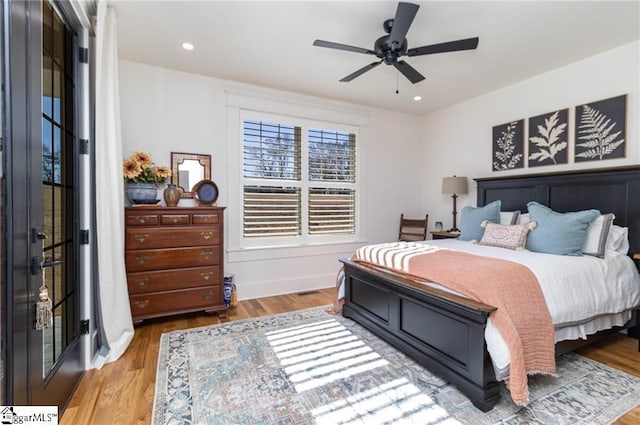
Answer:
93;0;134;367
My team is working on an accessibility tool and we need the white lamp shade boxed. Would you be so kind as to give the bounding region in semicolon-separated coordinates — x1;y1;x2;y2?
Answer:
442;176;468;195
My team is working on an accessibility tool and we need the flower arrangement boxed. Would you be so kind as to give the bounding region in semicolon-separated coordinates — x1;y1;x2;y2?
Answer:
123;151;171;184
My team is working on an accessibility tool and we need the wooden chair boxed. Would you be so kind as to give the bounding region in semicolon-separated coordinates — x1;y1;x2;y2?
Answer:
398;214;429;241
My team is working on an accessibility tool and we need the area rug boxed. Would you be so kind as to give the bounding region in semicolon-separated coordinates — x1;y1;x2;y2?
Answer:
152;307;640;424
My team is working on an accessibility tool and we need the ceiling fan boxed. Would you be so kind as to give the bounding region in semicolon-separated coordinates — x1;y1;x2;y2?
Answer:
313;2;479;84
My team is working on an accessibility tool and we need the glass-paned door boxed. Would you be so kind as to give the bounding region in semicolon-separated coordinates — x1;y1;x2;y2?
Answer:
41;0;77;375
5;0;83;410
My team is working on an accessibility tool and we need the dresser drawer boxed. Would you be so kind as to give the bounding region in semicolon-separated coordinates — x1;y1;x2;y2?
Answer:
125;246;221;272
127;266;221;294
161;214;190;225
126;214;158;226
129;286;221;316
126;226;220;249
193;213;219;224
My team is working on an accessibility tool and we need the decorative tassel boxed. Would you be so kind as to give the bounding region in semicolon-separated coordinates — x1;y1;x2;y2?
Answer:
36;285;53;330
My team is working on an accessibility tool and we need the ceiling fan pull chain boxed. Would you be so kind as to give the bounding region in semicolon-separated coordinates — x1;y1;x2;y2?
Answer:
396;69;399;94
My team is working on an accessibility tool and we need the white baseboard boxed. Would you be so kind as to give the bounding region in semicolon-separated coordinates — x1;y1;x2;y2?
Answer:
237;272;336;300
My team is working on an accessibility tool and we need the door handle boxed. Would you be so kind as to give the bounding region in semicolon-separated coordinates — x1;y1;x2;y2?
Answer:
42;260;63;268
31;257;63;275
30;230;64;274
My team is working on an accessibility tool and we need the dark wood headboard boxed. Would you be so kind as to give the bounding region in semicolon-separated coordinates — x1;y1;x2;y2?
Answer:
476;166;640;257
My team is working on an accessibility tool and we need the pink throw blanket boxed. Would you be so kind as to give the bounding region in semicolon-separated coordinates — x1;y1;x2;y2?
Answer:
332;242;556;406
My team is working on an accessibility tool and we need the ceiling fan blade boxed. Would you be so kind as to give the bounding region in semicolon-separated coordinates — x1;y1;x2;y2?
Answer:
340;60;383;82
393;60;425;84
388;2;419;48
407;37;479;57
313;39;375;55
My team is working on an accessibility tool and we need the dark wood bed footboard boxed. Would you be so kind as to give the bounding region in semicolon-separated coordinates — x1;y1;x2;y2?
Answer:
340;258;501;411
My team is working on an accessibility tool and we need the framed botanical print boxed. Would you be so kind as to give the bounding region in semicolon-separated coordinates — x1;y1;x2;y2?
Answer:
528;109;568;167
492;119;524;171
574;94;626;162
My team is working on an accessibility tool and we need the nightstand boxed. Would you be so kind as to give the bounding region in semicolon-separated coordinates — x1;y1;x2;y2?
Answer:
431;231;460;240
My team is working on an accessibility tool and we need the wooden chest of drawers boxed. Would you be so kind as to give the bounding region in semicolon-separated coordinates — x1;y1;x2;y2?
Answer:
125;206;226;324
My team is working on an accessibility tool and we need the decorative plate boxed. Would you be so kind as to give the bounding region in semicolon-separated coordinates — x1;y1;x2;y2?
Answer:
193;179;219;206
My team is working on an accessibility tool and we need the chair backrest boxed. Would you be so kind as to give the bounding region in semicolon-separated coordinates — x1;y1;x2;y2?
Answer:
398;213;429;241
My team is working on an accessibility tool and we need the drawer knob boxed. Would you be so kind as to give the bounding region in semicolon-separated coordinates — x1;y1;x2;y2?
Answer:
134;233;150;243
133;299;149;309
200;272;214;280
200;231;213;240
171;217;179;223
135;255;150;265
200;251;213;260
202;292;214;300
135;217;148;224
135;278;149;286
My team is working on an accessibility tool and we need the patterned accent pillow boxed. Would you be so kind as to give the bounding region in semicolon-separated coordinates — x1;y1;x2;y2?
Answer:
478;220;536;250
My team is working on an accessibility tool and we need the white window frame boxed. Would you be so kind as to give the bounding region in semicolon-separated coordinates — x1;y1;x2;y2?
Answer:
226;90;369;260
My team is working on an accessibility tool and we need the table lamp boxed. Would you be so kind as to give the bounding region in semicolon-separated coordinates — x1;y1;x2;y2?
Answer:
441;176;468;232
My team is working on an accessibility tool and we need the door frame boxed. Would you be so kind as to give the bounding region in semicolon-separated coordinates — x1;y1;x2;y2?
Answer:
5;0;40;405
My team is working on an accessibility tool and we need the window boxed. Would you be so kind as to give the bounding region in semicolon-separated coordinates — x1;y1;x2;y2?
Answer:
242;118;357;242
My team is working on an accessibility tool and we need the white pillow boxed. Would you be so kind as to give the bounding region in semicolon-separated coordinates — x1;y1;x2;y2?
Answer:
606;225;629;256
582;213;614;258
500;211;521;226
518;213;530;225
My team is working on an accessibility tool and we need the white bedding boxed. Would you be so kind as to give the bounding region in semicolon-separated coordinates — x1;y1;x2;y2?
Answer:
339;239;640;380
423;239;640;379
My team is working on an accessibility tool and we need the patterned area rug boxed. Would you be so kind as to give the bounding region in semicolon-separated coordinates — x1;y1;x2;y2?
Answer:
152;307;640;424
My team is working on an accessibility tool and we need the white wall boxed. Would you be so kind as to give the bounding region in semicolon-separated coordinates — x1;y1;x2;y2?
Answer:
118;60;423;299
421;41;640;230
119;41;639;300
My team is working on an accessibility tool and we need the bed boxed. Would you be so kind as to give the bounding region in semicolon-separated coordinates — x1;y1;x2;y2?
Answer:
339;166;640;411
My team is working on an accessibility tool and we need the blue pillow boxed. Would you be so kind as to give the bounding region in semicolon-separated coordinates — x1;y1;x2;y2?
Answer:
526;202;599;256
459;200;501;241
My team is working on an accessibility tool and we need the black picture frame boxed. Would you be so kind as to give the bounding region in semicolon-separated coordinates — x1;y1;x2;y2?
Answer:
492;119;524;171
528;108;568;167
574;94;626;162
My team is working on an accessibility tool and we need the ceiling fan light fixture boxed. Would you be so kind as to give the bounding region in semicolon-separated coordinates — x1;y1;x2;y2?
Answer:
181;42;195;51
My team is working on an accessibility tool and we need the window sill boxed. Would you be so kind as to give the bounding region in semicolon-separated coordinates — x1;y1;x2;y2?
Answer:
227;240;368;263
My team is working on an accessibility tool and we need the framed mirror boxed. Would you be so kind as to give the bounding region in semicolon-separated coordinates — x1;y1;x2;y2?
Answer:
170;152;211;198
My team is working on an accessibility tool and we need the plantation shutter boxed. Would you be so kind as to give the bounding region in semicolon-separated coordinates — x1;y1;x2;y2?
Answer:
308;130;356;234
243;186;301;237
308;188;355;234
243;120;302;237
308;130;356;182
242;119;357;239
244;120;301;179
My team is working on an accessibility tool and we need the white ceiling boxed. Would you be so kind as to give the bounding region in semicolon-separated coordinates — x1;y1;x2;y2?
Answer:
111;1;640;115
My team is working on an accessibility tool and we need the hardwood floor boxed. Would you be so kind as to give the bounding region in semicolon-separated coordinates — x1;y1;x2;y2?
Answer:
60;288;640;424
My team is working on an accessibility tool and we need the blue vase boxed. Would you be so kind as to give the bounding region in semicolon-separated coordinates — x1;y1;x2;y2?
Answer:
125;182;158;204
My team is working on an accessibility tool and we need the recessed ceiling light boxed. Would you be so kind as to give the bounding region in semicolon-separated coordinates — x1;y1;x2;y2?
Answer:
413;96;422;101
182;42;194;51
